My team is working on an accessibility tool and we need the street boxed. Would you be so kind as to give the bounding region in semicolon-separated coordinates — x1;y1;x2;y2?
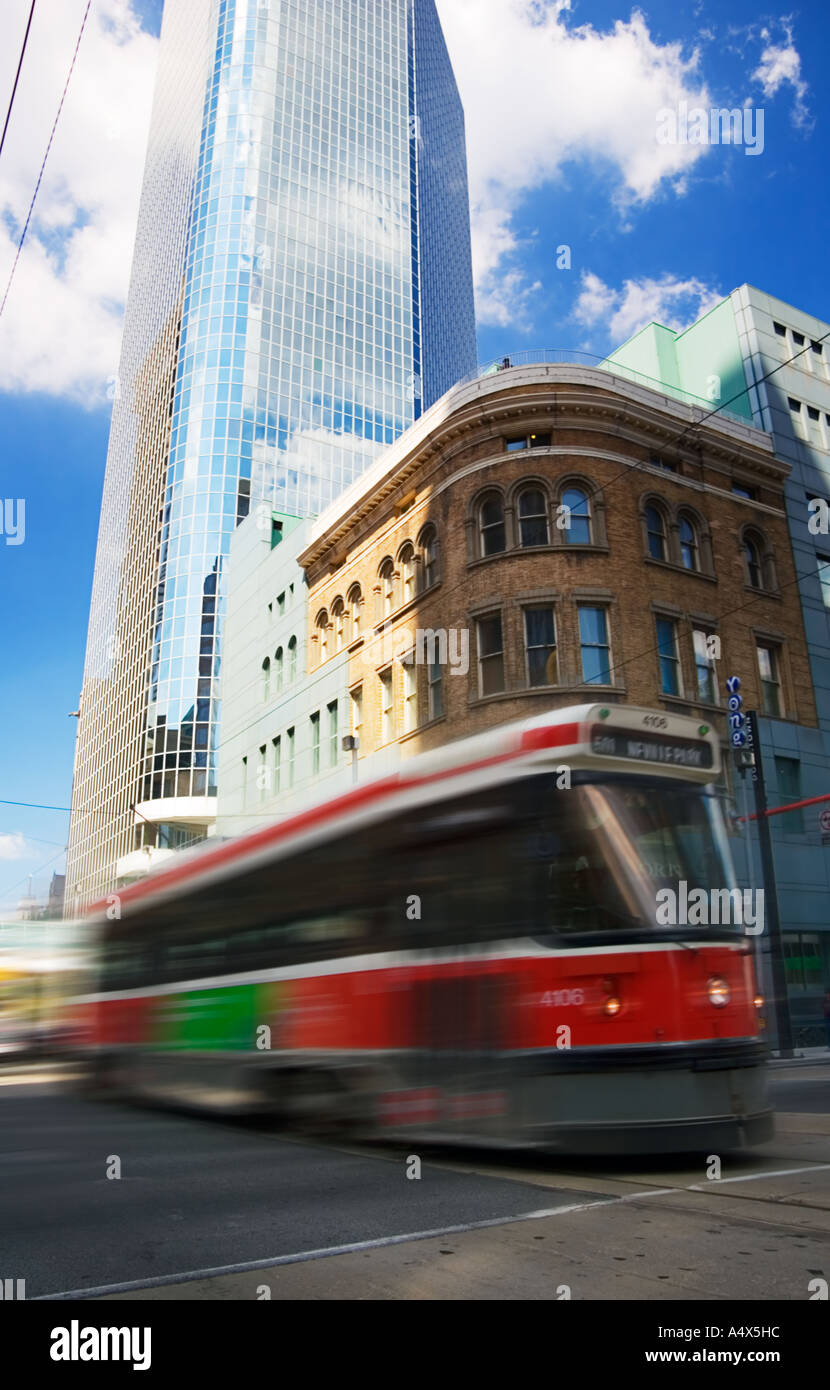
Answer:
1;1061;828;1301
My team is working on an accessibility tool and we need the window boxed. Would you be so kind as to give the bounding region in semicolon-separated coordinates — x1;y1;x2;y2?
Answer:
811;341;823;356
732;483;756;500
650;454;675;472
379;669;394;742
350;685;363;743
327;701;339;767
784;933;823;990
287;636;297;683
579;607;611;685
524;607;557;687
271;736;281;796
645;505;666;561
788;397;802;413
518;489;549;548
656;617;681;696
286;727;295;787
380;559;395;616
310;712;321;775
262;657;271;702
241;755;248;810
505;432;551;452
258;744;267;802
403;661;418;732
561;487;591;544
477;614;505;695
316;611;328;663
277;592;285;616
693;630;717;704
757;643;782;717
274;647;283;692
478;493;506;556
745;531;765;589
270;518;283;549
773;321;786;337
678;514;699;571
348;585;362;640
428;659;444;720
420;527;438;589
792;331;805;347
399;544;415;604
817;555;830;608
332;599;345;652
774;757;803;833
808;406;821;421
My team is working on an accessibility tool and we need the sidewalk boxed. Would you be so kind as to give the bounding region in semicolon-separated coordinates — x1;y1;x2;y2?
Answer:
768;1045;830;1068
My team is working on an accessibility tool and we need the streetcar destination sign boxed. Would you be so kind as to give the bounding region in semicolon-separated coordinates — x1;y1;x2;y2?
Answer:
591;727;714;769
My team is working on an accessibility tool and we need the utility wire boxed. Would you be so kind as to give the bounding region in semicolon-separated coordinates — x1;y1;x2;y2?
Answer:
0;1;36;161
0;0;90;320
0;800;71;812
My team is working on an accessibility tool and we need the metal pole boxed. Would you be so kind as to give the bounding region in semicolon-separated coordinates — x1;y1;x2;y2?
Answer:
746;710;793;1058
738;770;765;1002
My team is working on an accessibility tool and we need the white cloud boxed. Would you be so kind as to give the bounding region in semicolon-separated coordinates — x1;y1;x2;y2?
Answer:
436;0;716;326
572;270;723;345
0;0;157;402
0;833;30;862
752;22;811;130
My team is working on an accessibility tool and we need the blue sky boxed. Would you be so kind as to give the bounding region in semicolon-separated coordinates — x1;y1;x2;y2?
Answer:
0;0;824;912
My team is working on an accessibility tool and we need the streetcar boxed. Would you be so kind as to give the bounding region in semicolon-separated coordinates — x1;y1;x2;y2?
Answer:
73;704;773;1153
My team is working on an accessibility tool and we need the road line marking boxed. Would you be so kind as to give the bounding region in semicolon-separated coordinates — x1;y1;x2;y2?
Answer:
687;1161;830;1190
36;1163;830;1300
34;1195;636;1300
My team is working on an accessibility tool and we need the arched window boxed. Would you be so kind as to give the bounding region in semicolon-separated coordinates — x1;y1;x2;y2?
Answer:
745;530;756;586
316;611;329;663
399;543;415;604
678;514;699;571
332;598;345;652
287;636;297;683
379;559;395;617
518;488;549;548
645;505;667;561
420;526;439;588
478;492;506;556
274;647;284;692
347;584;362;640
262;657;271;702
561;486;592;544
744;531;767;589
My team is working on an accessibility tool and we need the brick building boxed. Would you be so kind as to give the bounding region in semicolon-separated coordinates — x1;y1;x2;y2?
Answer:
295;364;814;773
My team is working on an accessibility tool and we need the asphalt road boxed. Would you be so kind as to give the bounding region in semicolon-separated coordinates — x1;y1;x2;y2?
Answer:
1;1064;828;1300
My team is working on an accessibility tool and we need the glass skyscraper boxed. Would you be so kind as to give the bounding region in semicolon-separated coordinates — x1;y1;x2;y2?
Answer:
67;0;477;909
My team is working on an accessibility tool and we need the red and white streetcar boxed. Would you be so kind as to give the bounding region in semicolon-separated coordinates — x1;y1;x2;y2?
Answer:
74;703;773;1153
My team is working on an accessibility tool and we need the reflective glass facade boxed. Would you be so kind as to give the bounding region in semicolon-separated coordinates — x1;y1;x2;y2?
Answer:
67;0;476;908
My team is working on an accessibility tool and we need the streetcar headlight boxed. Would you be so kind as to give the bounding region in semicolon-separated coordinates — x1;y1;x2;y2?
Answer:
603;996;622;1017
708;976;730;1008
754;993;764;1009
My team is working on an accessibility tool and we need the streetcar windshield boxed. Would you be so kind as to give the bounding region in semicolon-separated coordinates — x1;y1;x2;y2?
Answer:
535;780;739;937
